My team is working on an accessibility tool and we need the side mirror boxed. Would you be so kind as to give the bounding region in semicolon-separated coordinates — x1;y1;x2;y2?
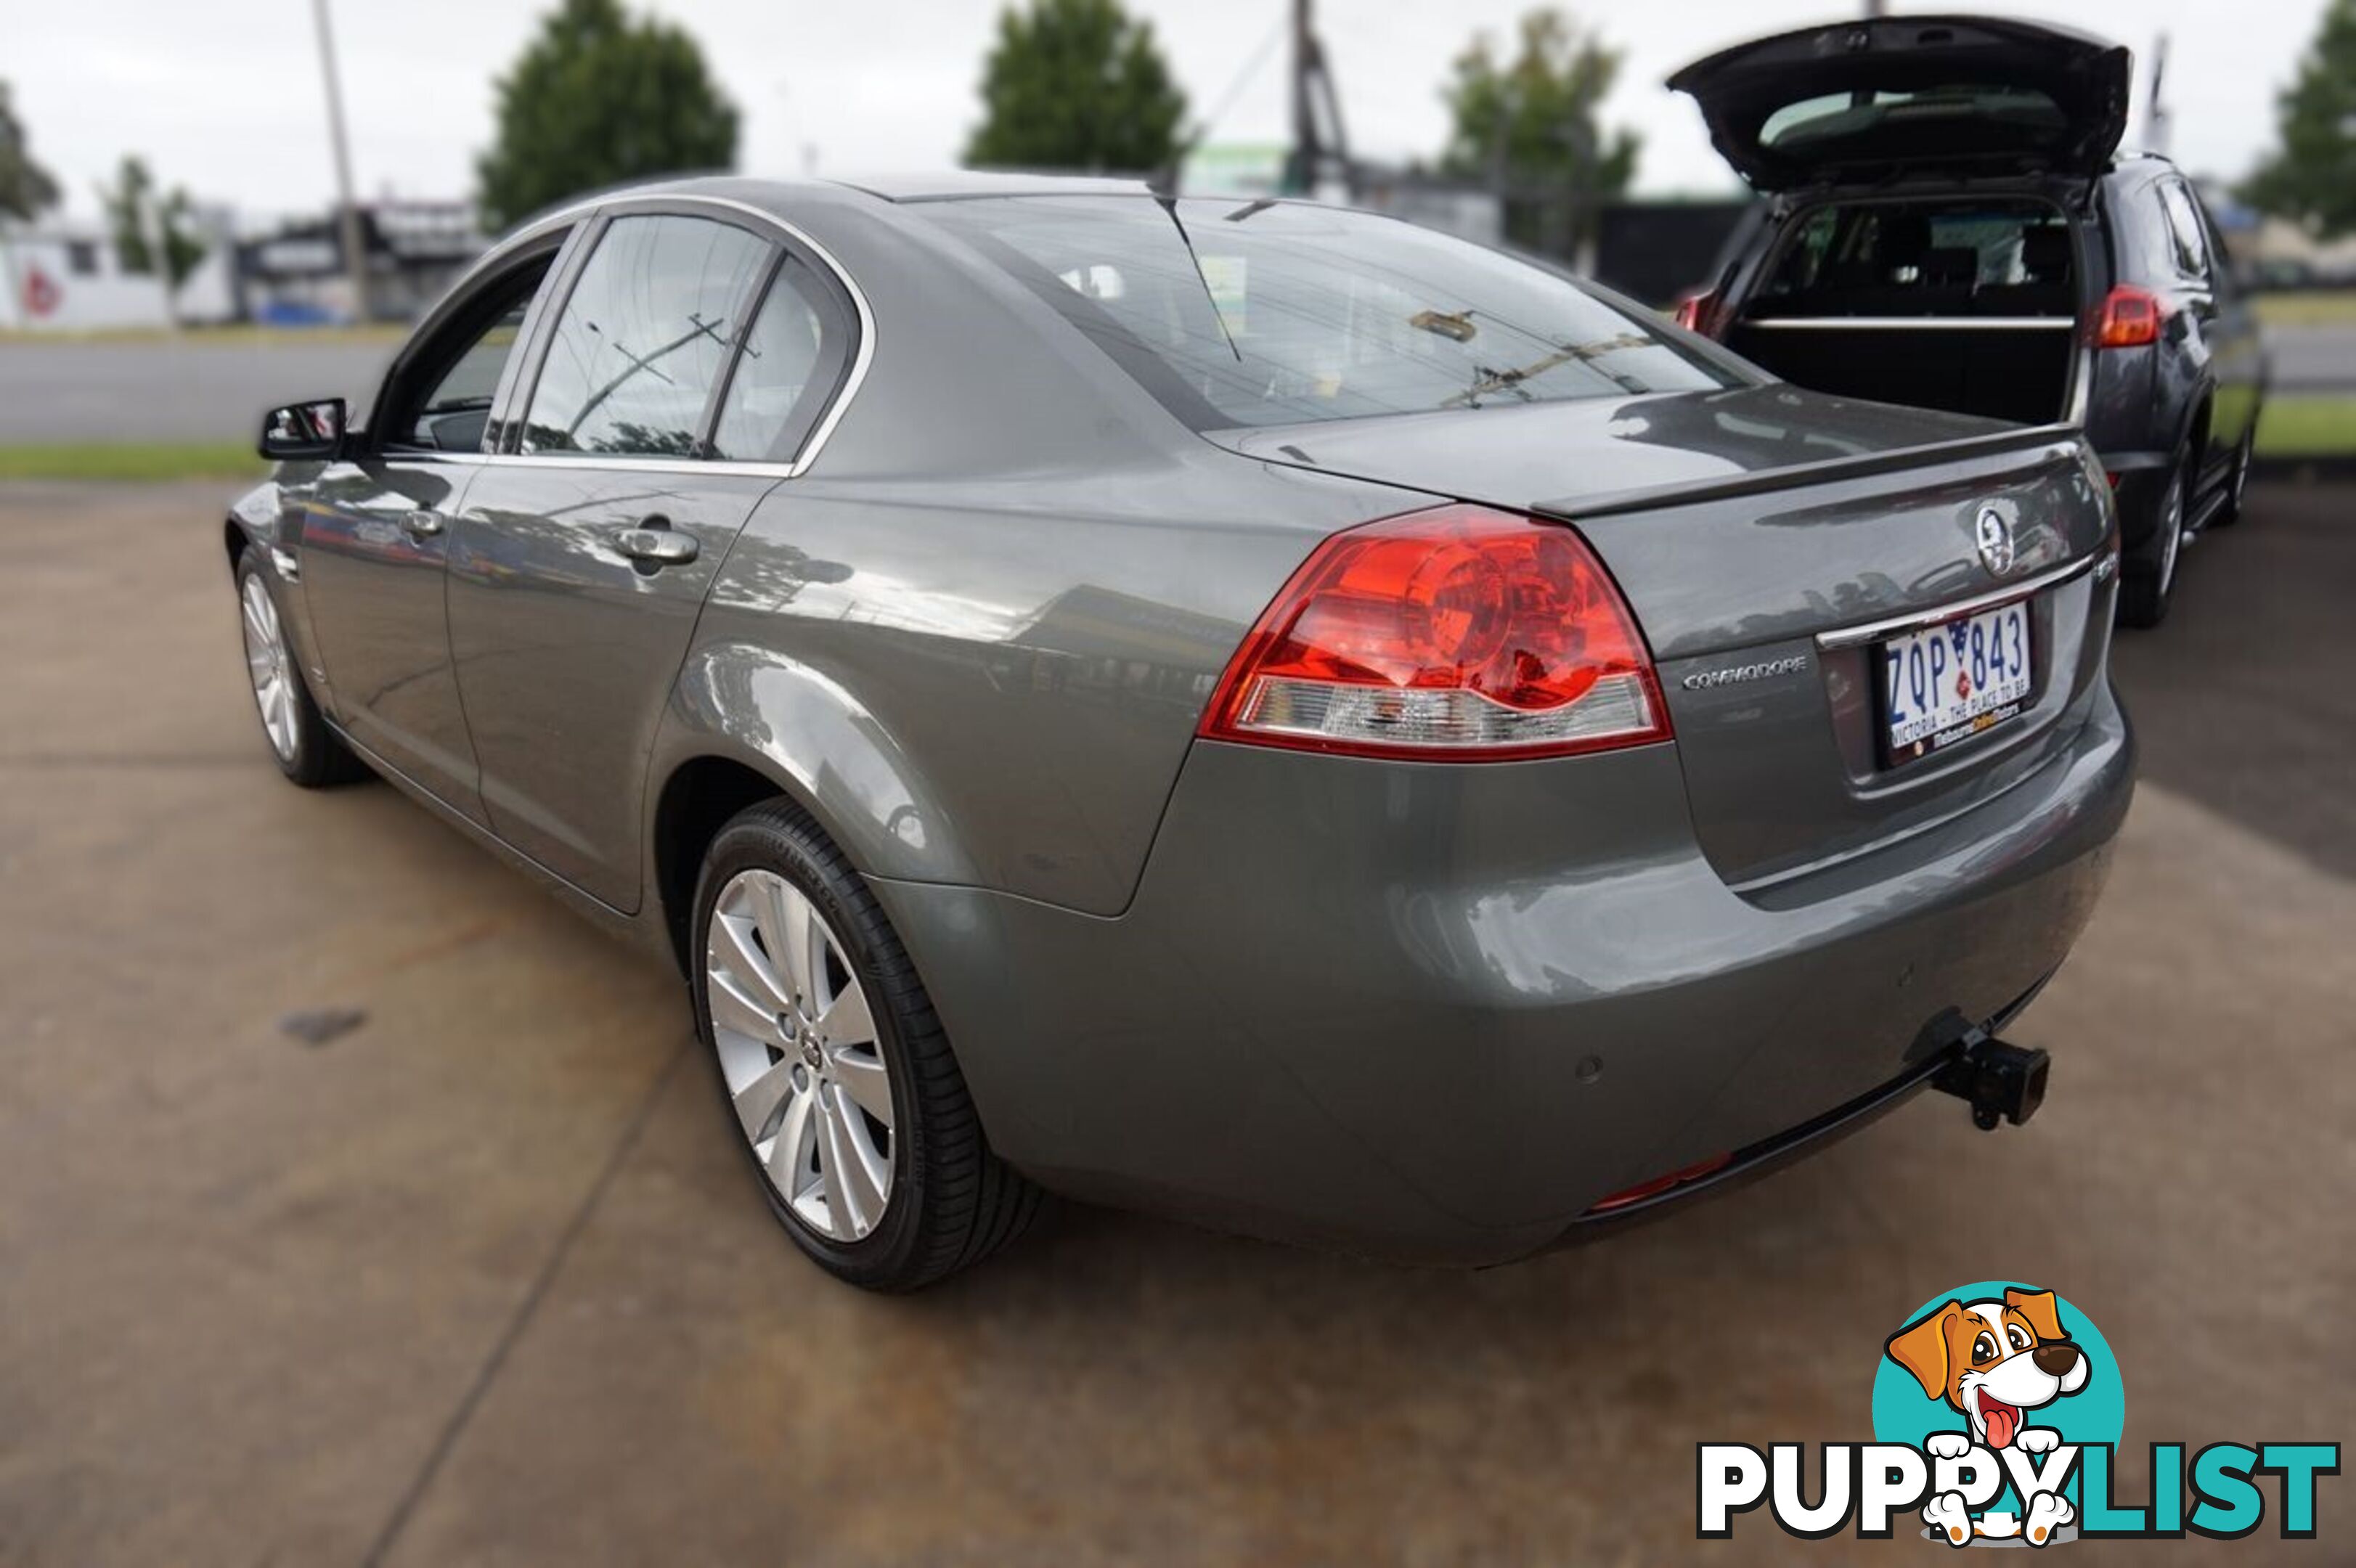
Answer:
258;398;349;462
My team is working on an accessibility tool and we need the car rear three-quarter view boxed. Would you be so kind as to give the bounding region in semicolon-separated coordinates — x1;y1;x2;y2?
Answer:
224;173;2133;1289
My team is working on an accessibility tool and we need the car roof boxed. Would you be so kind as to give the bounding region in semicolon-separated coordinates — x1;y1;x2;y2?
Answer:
821;171;1156;203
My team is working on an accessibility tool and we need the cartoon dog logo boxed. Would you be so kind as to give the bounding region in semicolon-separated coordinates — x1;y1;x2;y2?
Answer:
1886;1288;2091;1546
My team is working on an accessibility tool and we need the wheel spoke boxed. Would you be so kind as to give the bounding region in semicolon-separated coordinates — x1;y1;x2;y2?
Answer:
815;983;875;1049
709;912;789;1015
832;1050;894;1128
707;957;783;1043
818;1090;886;1236
765;1085;816;1195
749;877;816;1005
815;1097;857;1233
732;1055;798;1142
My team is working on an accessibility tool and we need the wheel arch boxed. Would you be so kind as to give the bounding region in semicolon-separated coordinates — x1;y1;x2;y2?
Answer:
650;646;983;977
2181;391;2213;471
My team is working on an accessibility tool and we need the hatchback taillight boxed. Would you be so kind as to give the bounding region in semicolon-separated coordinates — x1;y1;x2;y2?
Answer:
1199;505;1671;761
1672;290;1720;337
2093;285;2168;348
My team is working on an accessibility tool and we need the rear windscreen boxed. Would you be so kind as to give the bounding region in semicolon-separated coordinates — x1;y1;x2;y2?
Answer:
1760;88;2068;155
916;195;1737;430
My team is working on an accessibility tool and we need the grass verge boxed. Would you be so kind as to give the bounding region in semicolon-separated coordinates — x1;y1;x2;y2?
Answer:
2257;396;2356;457
0;442;264;482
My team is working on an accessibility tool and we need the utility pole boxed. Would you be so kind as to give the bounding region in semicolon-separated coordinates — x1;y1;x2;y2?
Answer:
1287;0;1315;195
2145;34;2172;157
1284;0;1353;200
311;0;370;324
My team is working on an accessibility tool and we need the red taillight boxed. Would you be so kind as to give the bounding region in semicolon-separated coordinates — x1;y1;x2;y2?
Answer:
1672;289;1719;336
1199;505;1671;761
2093;285;2167;348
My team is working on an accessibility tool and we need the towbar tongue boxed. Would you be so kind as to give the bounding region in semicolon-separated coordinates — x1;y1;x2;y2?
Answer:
1933;1036;2051;1132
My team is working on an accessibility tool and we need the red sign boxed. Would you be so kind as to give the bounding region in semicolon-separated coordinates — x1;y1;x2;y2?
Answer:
22;265;61;318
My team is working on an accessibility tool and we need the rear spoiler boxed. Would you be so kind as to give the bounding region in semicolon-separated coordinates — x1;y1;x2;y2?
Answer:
1533;425;2084;521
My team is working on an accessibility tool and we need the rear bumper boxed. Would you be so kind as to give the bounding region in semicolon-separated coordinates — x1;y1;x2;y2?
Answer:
874;684;2135;1265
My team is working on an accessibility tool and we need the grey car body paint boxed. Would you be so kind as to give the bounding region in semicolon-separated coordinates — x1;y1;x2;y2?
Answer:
227;173;2134;1263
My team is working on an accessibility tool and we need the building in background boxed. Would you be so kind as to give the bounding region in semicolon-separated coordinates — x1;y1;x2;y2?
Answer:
237;200;483;324
0;219;176;330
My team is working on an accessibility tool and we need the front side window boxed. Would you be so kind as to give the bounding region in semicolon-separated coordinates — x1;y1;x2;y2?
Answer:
521;214;771;457
402;298;530;452
917;196;1733;430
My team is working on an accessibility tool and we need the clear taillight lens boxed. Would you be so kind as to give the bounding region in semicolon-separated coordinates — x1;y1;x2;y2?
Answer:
1199;505;1671;761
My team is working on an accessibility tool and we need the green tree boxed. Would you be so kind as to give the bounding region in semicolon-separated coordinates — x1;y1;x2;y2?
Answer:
0;81;62;221
966;0;1187;173
101;156;206;287
1439;9;1639;255
2241;0;2356;236
476;0;739;232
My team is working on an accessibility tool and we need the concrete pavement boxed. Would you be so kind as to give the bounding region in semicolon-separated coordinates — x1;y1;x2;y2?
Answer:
2;481;2350;1564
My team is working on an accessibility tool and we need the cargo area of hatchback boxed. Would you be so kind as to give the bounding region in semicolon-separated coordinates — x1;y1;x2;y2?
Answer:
1718;197;2080;426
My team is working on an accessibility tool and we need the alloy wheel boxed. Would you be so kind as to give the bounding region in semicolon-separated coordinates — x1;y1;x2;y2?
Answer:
704;868;896;1241
240;576;300;762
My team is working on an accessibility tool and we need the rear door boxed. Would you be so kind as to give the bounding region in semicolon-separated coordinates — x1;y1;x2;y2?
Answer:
1668;15;2130;191
2157;179;2264;481
449;204;857;912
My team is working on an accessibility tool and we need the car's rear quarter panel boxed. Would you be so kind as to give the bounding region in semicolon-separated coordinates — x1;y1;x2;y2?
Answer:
659;186;1421;915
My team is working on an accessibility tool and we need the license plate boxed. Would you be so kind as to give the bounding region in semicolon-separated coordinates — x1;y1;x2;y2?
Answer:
1880;600;2034;764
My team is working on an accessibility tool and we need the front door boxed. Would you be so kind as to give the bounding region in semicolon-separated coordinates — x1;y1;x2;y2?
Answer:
299;253;563;819
449;209;850;912
299;454;481;810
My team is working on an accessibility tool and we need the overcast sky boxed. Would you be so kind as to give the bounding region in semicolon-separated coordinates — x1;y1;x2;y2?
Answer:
4;0;2323;226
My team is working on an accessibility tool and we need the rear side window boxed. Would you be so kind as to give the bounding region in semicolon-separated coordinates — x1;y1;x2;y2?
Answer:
521;214;771;458
2156;182;2214;283
709;256;856;463
917;196;1733;430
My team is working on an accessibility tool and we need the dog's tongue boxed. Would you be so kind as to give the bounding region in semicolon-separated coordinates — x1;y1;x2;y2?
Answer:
1984;1398;2020;1450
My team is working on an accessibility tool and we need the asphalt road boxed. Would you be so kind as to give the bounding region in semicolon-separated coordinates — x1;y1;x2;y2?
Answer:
0;319;2349;446
0;337;398;444
2271;322;2356;392
3;480;2350;1564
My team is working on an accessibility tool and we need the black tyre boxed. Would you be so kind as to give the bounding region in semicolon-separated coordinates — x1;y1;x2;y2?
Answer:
2116;455;2188;630
690;798;1040;1290
235;551;367;787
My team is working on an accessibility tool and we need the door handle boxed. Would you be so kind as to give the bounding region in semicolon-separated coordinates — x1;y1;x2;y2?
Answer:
613;523;699;567
403;510;445;539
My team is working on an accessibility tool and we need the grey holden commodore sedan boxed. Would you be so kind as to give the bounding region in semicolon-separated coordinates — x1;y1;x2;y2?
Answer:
227;173;2132;1289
